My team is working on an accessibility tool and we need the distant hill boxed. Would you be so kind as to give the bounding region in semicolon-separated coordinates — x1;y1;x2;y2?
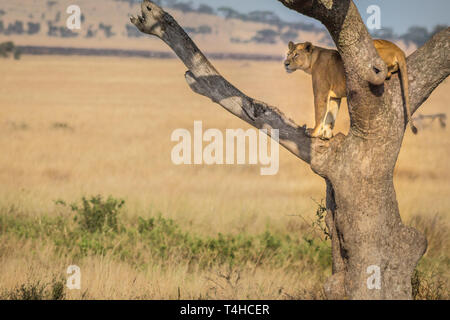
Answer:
0;0;420;58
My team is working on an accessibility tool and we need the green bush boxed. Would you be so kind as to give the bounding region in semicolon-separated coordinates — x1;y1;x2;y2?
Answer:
1;278;66;300
0;41;20;59
56;195;124;233
2;197;332;271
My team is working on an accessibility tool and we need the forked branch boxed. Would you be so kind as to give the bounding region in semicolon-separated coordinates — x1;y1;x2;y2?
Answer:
130;0;314;163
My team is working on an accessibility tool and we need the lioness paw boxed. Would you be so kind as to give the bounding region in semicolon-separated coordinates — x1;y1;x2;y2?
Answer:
306;127;322;138
321;127;333;140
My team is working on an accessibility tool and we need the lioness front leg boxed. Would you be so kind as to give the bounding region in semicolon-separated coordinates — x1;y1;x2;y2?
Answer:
306;87;329;138
321;97;341;139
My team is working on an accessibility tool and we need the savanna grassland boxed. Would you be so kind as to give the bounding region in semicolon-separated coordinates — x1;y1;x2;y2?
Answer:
0;56;448;299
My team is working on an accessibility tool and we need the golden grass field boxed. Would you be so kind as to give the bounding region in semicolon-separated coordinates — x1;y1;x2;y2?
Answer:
0;55;448;299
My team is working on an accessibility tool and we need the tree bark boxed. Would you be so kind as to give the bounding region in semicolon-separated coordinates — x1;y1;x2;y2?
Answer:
131;0;449;299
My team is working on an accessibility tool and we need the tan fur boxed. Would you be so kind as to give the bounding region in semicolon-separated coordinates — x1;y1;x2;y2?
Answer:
284;40;417;139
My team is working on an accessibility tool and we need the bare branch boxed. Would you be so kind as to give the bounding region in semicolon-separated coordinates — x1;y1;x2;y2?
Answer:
407;27;450;114
130;0;313;163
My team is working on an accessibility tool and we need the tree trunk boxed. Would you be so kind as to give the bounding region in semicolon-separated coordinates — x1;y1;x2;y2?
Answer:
321;133;427;299
131;0;450;299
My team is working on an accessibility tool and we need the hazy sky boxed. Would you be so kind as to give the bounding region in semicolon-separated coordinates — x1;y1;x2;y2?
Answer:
188;0;450;34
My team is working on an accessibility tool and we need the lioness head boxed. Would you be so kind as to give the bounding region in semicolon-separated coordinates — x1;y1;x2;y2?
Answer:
284;41;314;73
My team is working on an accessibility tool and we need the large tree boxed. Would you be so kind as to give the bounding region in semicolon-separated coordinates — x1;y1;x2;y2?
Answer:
131;0;450;299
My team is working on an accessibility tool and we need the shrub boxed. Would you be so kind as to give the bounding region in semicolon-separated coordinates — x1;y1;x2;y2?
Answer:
57;195;124;233
3;199;333;271
0;41;14;57
1;278;66;300
0;41;21;60
411;269;446;300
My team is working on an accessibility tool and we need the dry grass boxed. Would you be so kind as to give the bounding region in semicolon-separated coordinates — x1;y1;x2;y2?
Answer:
0;56;448;299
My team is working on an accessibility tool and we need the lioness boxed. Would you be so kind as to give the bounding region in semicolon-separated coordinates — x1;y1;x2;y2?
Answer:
284;40;417;139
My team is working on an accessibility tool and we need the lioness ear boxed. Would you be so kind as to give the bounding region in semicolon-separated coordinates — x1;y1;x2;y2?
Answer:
304;42;313;52
288;41;294;51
